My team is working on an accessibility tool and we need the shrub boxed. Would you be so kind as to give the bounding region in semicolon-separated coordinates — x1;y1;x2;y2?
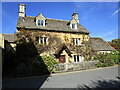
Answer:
41;55;58;73
93;51;119;67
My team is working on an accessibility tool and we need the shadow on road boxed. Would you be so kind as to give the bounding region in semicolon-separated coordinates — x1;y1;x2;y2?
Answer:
77;77;120;90
2;75;50;90
2;37;50;89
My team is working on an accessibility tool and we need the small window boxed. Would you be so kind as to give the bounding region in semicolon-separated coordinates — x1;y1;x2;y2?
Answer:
39;37;47;44
73;38;81;45
37;19;45;26
74;55;82;62
71;23;77;29
36;37;47;44
74;55;76;62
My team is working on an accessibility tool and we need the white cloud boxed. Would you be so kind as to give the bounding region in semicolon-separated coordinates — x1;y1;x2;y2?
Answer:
112;8;120;16
100;30;115;38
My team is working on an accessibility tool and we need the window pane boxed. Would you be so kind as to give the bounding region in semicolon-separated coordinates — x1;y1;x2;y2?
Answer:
38;20;40;25
40;37;43;44
76;39;78;45
74;39;76;45
79;56;82;62
40;20;43;26
38;20;44;26
44;37;47;44
78;38;80;45
72;23;77;29
77;55;79;62
72;24;75;29
73;38;81;45
74;55;76;62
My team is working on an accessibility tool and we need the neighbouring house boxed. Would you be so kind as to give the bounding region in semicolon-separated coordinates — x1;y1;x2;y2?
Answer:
1;33;17;76
2;33;17;51
0;34;4;70
89;37;115;54
0;33;4;49
0;33;17;61
16;4;115;64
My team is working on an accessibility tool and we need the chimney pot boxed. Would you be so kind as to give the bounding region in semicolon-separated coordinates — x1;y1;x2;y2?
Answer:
19;4;26;17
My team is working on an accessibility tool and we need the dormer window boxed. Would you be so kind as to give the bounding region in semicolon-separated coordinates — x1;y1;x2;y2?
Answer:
37;19;45;26
71;23;77;29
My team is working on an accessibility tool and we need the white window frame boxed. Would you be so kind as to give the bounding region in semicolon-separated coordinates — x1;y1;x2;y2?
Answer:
71;23;77;29
39;37;47;44
74;55;82;63
36;19;45;26
73;38;81;45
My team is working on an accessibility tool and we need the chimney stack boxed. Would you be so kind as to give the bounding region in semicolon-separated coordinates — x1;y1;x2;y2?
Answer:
72;13;79;23
19;4;26;17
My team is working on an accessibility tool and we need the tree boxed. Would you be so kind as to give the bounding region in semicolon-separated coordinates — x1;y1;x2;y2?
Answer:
108;39;120;51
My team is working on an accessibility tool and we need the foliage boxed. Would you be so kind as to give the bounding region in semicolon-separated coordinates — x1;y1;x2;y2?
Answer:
111;51;120;64
16;30;63;54
41;55;58;73
71;40;95;61
93;51;120;67
108;38;120;51
17;30;96;62
111;39;120;43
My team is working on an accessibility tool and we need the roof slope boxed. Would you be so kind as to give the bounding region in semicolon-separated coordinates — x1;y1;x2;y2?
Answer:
89;37;115;51
2;34;17;42
16;16;89;34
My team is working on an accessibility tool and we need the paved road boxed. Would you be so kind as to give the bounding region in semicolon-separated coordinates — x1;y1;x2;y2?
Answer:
40;65;119;89
3;65;119;89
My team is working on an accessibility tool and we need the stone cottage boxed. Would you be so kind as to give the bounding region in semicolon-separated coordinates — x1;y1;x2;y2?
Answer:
1;33;17;75
16;4;114;64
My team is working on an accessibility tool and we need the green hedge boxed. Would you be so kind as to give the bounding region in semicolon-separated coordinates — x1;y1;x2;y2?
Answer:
93;51;119;67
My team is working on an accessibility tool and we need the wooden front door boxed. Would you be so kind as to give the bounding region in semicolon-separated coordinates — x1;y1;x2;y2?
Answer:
59;55;66;63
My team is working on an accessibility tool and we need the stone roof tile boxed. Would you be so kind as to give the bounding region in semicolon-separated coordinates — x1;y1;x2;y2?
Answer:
2;34;17;42
16;16;89;34
89;37;115;51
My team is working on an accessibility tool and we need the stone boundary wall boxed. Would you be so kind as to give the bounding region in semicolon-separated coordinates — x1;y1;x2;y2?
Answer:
54;60;99;72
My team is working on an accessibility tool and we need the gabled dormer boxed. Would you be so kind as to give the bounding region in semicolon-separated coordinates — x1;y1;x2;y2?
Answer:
70;18;78;29
35;13;46;26
69;13;79;29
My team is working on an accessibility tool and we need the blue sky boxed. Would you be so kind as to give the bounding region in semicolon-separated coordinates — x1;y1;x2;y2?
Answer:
2;2;118;41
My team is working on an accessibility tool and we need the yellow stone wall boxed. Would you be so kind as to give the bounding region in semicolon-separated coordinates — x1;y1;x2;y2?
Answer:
31;30;90;43
19;30;90;63
36;31;89;63
0;34;4;49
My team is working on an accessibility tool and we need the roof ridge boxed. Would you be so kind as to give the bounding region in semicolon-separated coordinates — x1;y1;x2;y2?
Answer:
46;18;69;22
25;16;69;22
26;16;35;17
2;33;16;35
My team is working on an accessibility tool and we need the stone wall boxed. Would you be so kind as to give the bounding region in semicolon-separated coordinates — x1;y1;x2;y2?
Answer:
17;29;94;63
54;61;99;72
0;34;4;49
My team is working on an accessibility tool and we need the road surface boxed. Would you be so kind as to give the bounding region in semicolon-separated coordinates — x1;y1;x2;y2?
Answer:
3;65;119;89
40;65;119;89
